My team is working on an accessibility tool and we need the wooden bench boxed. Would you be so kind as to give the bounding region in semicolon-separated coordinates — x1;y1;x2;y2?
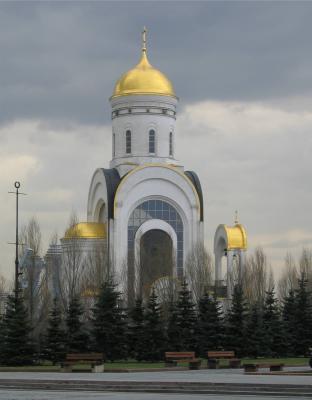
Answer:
165;351;201;370
244;363;284;373
61;353;104;373
207;351;241;369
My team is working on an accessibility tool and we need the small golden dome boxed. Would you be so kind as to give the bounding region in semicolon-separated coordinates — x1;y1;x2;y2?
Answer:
111;29;175;98
64;222;107;239
81;287;100;298
224;224;247;250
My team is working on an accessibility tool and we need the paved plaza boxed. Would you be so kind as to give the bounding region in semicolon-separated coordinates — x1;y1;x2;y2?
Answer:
0;391;309;400
0;367;311;398
0;367;311;385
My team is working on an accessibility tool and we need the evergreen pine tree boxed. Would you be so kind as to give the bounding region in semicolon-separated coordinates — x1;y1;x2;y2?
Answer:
175;280;197;351
294;274;312;356
263;287;285;357
44;298;66;364
0;316;5;356
128;298;145;361
66;295;89;353
166;300;181;351
141;289;165;361
92;280;126;361
282;290;297;356
225;285;247;357
0;290;34;365
195;292;223;357
244;302;266;358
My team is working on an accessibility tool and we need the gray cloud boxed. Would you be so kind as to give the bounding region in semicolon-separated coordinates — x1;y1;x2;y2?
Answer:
1;2;312;125
1;99;311;279
0;2;311;282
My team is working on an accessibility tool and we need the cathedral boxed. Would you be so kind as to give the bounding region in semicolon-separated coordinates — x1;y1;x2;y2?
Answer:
39;30;248;302
86;29;204;298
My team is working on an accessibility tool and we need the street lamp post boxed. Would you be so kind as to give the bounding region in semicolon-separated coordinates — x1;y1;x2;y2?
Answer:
14;182;20;297
9;181;26;298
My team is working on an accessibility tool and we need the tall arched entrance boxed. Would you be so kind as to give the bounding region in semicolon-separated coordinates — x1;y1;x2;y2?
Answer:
127;199;184;304
140;229;173;298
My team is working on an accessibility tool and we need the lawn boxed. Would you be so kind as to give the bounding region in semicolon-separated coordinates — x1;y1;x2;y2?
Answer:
241;357;309;367
0;365;60;372
0;357;309;371
104;361;166;369
101;357;310;369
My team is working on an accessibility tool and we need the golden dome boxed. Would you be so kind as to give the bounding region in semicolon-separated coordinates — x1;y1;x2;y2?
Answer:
81;287;100;298
111;30;176;98
64;222;107;239
224;224;247;250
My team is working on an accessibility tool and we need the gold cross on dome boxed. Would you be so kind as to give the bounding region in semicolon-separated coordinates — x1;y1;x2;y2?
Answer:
234;210;239;225
142;26;147;52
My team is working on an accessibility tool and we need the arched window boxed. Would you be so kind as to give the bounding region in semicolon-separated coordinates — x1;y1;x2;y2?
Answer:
126;130;131;154
113;132;115;157
149;129;155;153
169;132;173;156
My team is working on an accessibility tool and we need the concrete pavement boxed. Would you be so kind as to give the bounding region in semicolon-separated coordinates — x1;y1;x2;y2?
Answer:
0;367;311;385
0;392;311;400
0;367;311;397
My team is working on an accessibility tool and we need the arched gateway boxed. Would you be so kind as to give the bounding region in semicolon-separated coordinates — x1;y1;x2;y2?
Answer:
214;222;247;299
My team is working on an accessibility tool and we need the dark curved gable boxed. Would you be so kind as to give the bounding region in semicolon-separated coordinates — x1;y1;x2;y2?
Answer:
185;170;204;221
101;168;120;219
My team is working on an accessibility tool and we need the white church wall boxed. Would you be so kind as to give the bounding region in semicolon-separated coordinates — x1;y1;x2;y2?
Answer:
110;94;179;175
112;165;201;276
87;169;108;222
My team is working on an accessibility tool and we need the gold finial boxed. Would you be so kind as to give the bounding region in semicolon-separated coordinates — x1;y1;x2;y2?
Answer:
234;210;239;225
142;26;147;53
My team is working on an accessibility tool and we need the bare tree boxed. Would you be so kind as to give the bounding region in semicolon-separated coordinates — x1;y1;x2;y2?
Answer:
267;265;275;292
151;274;181;320
34;262;53;338
0;275;7;293
276;249;312;300
0;275;8;316
277;253;299;300
226;251;242;296
79;241;109;320
119;248;150;306
59;213;85;309
243;247;270;305
185;242;213;303
81;241;110;294
18;217;55;340
119;257;131;305
299;248;312;289
19;217;43;324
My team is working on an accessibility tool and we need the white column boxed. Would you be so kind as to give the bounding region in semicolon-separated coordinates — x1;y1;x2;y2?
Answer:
215;252;222;284
227;250;234;299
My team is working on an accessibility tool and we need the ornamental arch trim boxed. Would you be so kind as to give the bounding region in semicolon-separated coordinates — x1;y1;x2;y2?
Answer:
128;199;184;279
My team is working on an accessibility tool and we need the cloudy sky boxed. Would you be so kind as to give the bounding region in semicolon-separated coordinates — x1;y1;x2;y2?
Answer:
0;1;311;282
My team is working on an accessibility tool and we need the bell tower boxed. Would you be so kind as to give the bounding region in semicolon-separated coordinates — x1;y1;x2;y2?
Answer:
109;28;180;177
